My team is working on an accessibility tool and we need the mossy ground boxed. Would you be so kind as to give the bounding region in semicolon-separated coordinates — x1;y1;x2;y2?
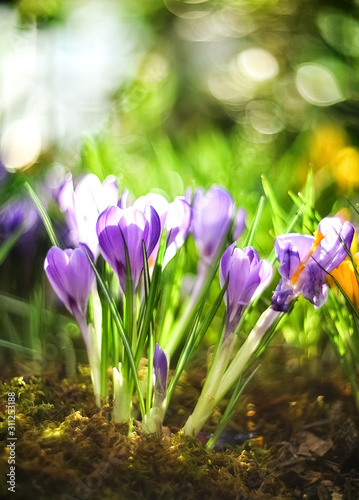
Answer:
1;349;359;500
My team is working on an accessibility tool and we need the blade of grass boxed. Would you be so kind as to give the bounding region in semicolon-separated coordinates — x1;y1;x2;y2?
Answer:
0;338;41;358
244;196;265;247
142;241;155;413
25;181;59;247
135;230;166;366
121;229;134;356
302;167;315;234
261;175;286;236
164;278;228;412
0;225;24;266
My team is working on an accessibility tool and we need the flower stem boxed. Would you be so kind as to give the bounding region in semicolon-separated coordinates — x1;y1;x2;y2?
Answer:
183;307;280;436
165;262;209;357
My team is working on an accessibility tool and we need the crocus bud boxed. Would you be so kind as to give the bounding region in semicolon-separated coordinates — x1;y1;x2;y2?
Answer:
163;197;192;267
0;198;38;241
191;186;235;265
96;205;161;294
134;193;192;268
220;243;273;338
153;343;168;398
44;246;95;343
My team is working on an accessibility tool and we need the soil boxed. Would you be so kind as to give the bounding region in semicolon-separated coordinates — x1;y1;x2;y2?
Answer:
1;346;359;500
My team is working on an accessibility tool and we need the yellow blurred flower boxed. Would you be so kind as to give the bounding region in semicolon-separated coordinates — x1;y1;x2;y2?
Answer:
332;147;359;189
328;218;359;309
299;123;359;192
330;253;359;310
309;123;347;171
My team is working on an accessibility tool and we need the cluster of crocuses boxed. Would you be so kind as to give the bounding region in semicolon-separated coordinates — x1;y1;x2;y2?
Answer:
43;172;355;440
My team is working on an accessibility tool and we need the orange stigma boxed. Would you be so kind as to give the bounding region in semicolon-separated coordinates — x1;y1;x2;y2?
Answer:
291;230;325;285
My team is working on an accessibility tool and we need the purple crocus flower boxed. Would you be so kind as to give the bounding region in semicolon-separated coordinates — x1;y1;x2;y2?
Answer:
220;243;273;338
191;186;237;265
271;216;355;311
58;173;118;255
134;193;192;268
153;343;168;395
44;246;95;343
96;205;161;294
164;197;192;266
0;198;39;253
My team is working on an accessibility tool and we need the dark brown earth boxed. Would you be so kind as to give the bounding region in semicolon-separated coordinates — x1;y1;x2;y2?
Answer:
1;346;359;500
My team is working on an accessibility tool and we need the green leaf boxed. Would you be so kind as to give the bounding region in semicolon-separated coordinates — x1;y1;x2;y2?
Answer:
83;246;146;418
0;225;24;266
121;228;134;356
346;197;359;216
25;181;59;247
0;338;41;358
261;175;286;236
206;365;260;450
158;248;186;347
142;241;155;413
302;167;316;234
81;136;106;179
164;276;228;413
244;196;265;248
135;229;166;366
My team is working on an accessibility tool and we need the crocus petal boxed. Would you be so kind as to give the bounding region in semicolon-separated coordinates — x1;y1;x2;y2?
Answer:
302;262;328;308
102;175;119;203
119;207;149;291
251;259;273;302
271;216;355;311
274;234;314;279
96;206;126;287
219;243;236;289
192;185;235;264
97;205;160;293
134;193;169;229
153;343;168;392
58;174;75;215
67;247;96;315
220;243;273;337
58;173;119;256
271;279;293;312
317;218;355;272
44;246;94;343
163;198;192;267
45;247;72;311
143;206;161;257
57;175;78;246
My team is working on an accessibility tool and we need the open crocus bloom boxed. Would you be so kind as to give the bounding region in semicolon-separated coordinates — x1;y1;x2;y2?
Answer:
220;243;273;338
272;217;355;311
44;246;95;343
0;198;38;240
58;173;118;255
96;205;161;294
133;193;191;268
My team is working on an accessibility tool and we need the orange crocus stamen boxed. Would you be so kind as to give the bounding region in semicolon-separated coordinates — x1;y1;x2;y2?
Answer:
291;230;325;285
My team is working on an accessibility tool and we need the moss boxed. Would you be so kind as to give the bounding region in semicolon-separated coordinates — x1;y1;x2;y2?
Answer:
0;352;358;499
